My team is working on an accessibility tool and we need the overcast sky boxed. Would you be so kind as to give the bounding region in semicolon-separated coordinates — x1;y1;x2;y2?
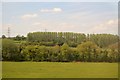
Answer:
2;2;118;37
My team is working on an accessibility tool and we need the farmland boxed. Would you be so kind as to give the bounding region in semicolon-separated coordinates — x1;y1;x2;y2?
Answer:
2;62;118;78
1;2;119;79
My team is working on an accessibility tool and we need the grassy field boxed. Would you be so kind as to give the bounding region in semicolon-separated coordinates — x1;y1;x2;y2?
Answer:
2;62;118;78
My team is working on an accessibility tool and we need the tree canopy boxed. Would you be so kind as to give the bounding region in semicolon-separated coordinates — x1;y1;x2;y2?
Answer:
1;32;119;62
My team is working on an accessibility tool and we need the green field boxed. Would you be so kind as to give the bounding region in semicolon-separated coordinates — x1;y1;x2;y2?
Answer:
2;62;118;78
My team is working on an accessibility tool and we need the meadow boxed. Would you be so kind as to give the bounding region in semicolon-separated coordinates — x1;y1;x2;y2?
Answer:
2;62;118;78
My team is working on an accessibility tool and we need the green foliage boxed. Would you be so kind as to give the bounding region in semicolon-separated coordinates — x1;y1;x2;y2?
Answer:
50;45;60;62
77;41;100;62
21;45;48;61
13;35;26;41
2;35;6;39
77;41;99;52
89;34;119;48
2;39;20;61
27;32;86;46
60;43;70;61
2;32;119;62
27;32;119;48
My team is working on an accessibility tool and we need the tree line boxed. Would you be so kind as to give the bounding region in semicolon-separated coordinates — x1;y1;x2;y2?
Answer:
1;32;120;62
27;32;119;47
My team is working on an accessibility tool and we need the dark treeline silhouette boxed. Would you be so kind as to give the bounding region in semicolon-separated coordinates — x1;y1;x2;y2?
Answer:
1;32;120;62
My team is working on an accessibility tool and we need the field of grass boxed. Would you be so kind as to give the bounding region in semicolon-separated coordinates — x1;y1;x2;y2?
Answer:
2;62;118;78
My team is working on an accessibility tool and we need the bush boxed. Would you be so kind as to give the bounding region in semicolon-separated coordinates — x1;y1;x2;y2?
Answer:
2;39;20;61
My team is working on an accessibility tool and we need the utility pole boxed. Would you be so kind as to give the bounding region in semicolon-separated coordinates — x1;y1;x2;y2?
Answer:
7;27;10;38
45;29;47;32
